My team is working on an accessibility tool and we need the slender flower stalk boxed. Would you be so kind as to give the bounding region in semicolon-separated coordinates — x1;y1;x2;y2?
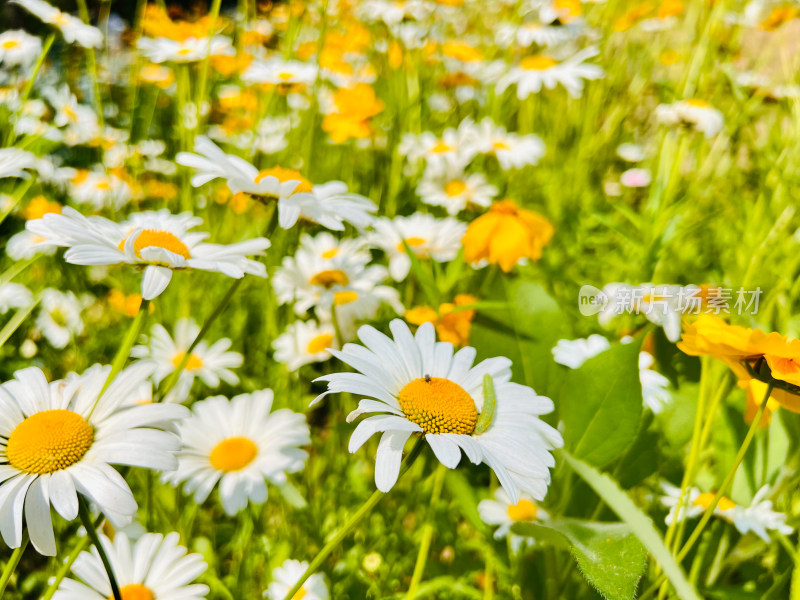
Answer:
406;463;447;599
77;499;122;600
0;535;28;596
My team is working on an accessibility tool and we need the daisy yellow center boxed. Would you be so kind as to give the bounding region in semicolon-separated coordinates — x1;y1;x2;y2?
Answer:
177;47;194;56
693;492;736;511
310;269;349;288
6;410;94;475
278;71;295;80
255;167;313;193
109;584;155;600
444;180;467;196
334;291;359;305
492;140;510;151
396;237;427;252
171;351;204;371
685;98;709;108
209;436;258;472
430;141;452;153
2;40;19;49
292;588;307;600
118;230;191;260
520;55;557;71
398;377;477;435
307;333;333;354
507;499;538;522
321;248;339;259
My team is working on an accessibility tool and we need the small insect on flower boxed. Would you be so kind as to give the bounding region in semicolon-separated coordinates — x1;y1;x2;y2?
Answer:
314;319;563;502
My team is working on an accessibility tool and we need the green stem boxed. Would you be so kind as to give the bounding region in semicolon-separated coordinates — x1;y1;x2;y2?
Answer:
41;537;91;600
157;278;243;401
677;383;772;562
194;0;223;117
78;499;121;600
406;463;447;599
0;534;28;596
88;299;150;418
75;0;104;126
0;255;41;288
281;439;426;600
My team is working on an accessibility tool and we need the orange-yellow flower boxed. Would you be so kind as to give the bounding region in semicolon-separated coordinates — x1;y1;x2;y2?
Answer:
108;290;143;318
740;378;789;426
461;200;553;272
22;196;61;221
405;294;477;347
322;83;384;143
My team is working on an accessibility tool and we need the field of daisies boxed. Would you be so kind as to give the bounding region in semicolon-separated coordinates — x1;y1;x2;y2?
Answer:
2;0;800;598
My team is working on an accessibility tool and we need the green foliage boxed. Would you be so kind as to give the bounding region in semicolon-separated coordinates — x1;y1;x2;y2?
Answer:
513;518;647;600
560;340;643;467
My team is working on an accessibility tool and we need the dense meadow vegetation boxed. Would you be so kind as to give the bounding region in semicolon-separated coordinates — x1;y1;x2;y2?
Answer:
1;0;800;598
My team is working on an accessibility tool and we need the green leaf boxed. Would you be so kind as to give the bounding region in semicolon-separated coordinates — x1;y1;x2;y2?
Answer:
443;471;488;535
513;519;647;600
470;280;566;396
561;451;702;600
401;239;440;306
559;340;643;467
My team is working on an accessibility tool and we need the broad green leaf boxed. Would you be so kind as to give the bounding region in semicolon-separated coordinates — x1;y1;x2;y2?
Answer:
559;340;643;467
561;451;701;600
513;519;647;600
443;471;488;535
470;280;566;396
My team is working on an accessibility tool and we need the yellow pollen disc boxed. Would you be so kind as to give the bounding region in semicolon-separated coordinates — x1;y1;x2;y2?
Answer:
7;410;94;475
255;167;313;193
693;492;736;511
310;269;349;288
685;98;710;108
209;436;258;472
507;499;538;522
278;71;295;80
396;236;427;253
2;40;19;49
307;333;334;354
176;47;194;56
321;248;339;259
492;140;510;151
398;377;477;435
520;55;557;70
118;229;191;260
334;291;359;305
292;587;307;600
444;180;467;196
430;141;452;153
171;351;204;371
109;584;155;600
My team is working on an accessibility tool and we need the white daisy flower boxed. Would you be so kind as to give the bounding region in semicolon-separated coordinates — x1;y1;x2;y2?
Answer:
266;559;329;600
551;335;611;369
0;364;186;555
473;119;545;170
0;30;42;67
616;142;646;162
35;289;89;349
368;215;466;281
131;318;243;402
659;482;735;526
497;47;604;99
399;125;480;172
638;351;672;414
513;21;576;47
26;207;270;300
136;36;235;63
417;165;498;215
597;283;686;342
655;99;724;138
43;86;100;145
242;58;318;87
357;0;432;25
728;486;794;543
68;169;133;210
293;181;377;231
272;232;396;317
478;487;549;550
273;320;338;372
0;148;38;179
166;390;310;515
176;136;310;229
53;531;209;600
0;283;33;314
11;0;103;48
7;229;60;260
313;320;563;501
